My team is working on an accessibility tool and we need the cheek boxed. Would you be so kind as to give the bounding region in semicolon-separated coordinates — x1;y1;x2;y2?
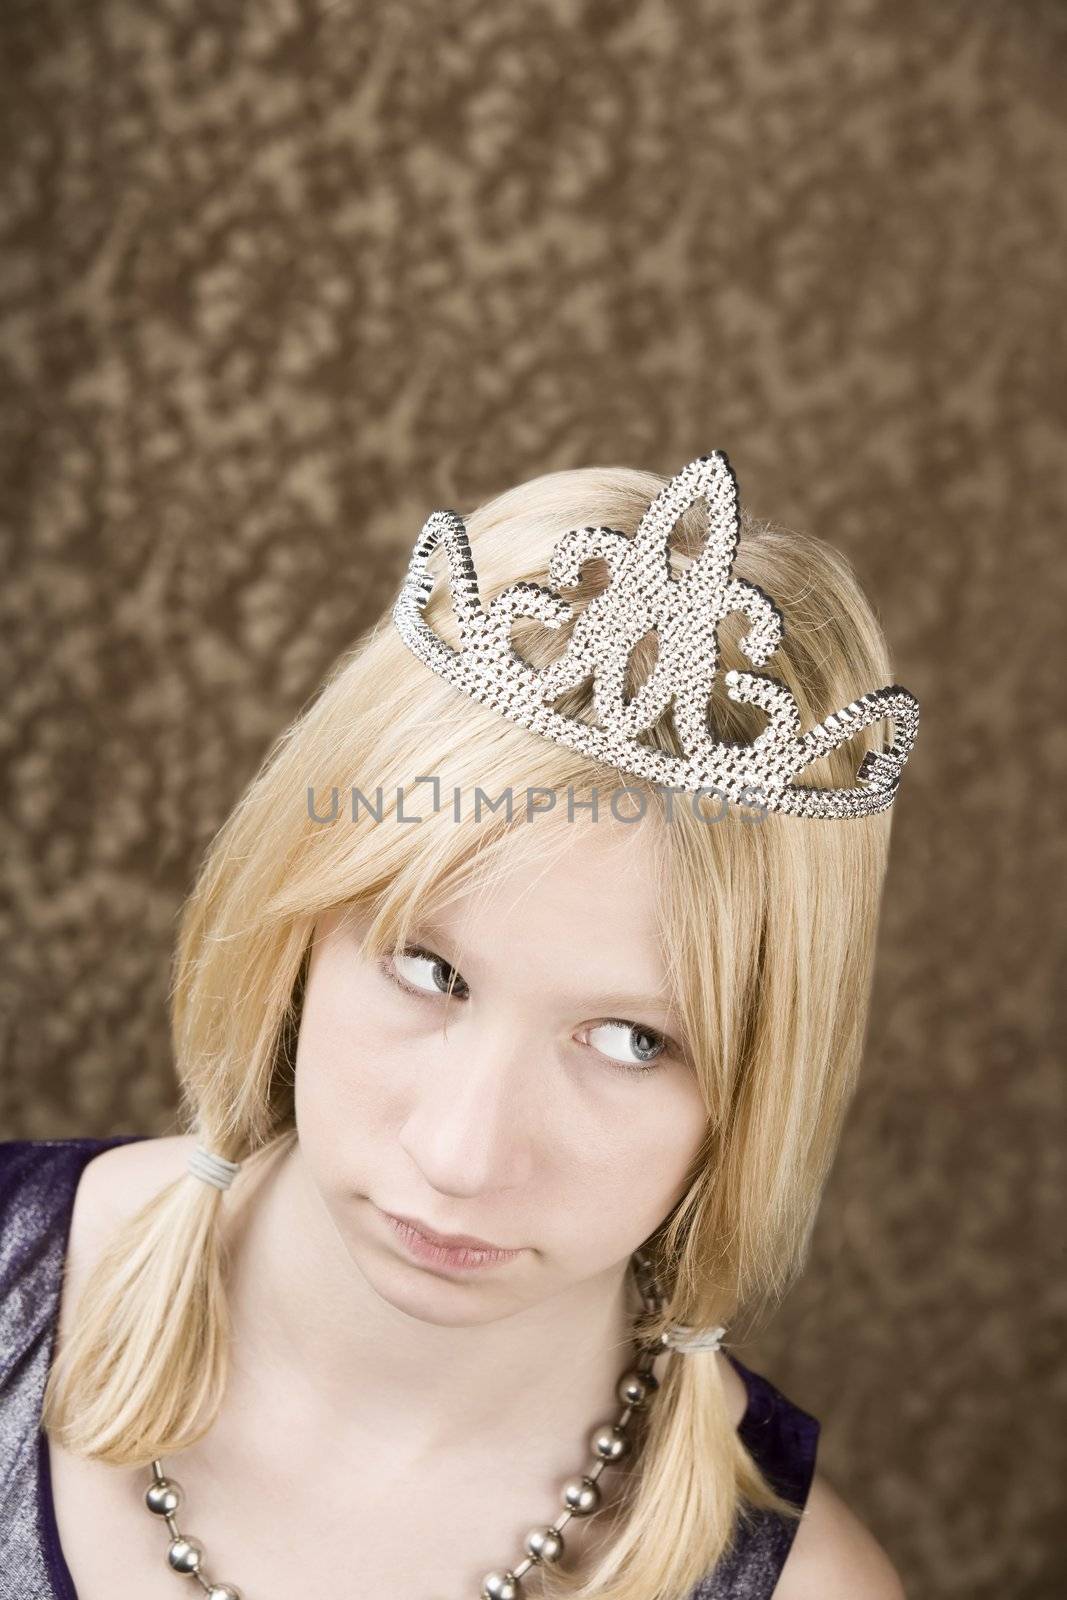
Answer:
553;1075;709;1254
292;951;408;1139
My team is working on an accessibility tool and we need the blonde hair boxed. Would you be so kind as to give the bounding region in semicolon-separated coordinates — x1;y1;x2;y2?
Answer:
43;461;901;1598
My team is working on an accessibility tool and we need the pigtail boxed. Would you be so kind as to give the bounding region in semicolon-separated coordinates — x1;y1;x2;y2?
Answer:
534;1337;800;1600
41;1136;254;1465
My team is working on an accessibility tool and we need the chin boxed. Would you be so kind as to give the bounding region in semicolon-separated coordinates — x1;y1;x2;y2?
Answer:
365;1253;522;1327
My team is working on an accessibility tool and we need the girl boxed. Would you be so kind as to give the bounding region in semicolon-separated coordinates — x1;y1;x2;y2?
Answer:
0;451;916;1598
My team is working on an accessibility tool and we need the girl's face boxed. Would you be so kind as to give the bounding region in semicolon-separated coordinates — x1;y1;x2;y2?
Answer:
293;818;710;1326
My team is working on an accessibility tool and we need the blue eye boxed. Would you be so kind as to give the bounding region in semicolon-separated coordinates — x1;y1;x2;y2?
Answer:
383;946;674;1076
386;946;469;1000
583;1020;668;1075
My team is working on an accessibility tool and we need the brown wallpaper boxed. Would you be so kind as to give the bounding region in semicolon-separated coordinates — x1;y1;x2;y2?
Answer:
1;3;1063;1595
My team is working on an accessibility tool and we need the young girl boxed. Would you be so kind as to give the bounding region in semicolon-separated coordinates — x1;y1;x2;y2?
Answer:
0;451;918;1599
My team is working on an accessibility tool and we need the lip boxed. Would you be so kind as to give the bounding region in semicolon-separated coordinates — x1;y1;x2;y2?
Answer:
374;1205;521;1272
385;1210;509;1251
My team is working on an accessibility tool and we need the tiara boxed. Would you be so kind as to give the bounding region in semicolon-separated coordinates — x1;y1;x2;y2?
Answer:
392;451;919;819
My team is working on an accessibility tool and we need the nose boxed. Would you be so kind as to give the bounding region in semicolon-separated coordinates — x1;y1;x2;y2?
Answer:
396;1004;540;1200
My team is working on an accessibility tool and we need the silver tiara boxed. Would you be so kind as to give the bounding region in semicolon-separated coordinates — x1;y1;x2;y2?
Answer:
392;451;920;819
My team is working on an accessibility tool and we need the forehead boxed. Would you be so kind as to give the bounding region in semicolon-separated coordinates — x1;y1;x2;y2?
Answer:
422;814;673;998
451;812;658;920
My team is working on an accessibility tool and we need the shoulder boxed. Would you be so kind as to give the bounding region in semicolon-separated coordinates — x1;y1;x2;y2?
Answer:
0;1137;131;1239
0;1134;192;1253
719;1351;751;1429
53;1135;199;1356
0;1136;181;1388
774;1471;906;1599
67;1134;198;1260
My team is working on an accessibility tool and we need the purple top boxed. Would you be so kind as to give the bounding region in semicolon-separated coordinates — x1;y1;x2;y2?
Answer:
0;1137;819;1599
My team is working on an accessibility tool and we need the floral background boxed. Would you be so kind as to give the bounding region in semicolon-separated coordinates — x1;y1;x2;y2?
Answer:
1;3;1063;1595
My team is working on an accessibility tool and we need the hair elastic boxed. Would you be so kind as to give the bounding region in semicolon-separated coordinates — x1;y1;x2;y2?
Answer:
661;1323;728;1354
187;1145;242;1191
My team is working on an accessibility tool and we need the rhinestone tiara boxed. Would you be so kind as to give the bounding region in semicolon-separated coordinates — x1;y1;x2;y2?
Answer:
391;451;920;819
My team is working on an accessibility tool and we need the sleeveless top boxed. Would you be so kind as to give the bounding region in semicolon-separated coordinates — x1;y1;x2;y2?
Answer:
0;1137;820;1599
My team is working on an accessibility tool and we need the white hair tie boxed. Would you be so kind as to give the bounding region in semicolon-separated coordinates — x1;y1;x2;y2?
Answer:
661;1323;727;1353
187;1145;242;1191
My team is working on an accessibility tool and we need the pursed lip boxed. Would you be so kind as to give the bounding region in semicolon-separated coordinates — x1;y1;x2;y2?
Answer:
375;1205;515;1254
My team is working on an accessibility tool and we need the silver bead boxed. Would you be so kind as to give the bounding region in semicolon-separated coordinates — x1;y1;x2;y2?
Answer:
561;1475;601;1515
145;1476;182;1516
590;1422;630;1461
480;1570;522;1598
167;1535;203;1573
206;1587;243;1600
617;1368;657;1406
524;1526;565;1564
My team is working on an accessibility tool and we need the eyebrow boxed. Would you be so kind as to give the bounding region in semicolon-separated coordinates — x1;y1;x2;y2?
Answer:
410;922;678;1021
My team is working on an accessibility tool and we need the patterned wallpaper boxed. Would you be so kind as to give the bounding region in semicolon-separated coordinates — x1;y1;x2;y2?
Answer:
2;3;1063;1595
